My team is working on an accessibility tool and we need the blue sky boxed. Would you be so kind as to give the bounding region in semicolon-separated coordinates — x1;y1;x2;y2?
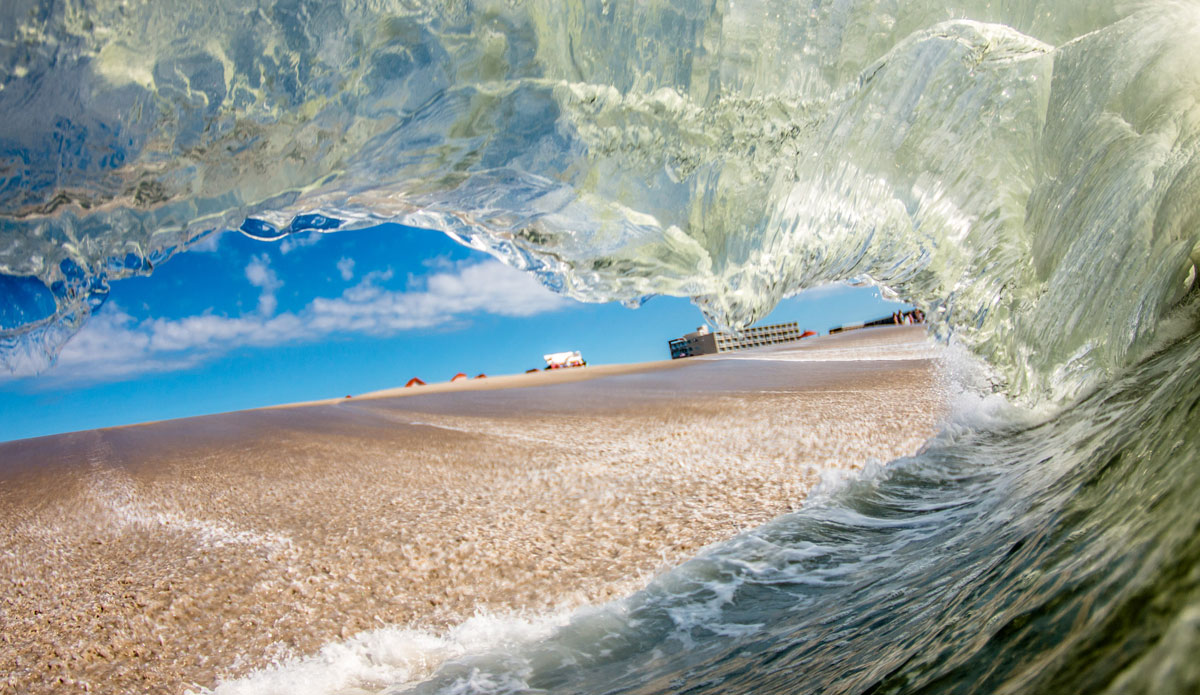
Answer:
0;224;910;442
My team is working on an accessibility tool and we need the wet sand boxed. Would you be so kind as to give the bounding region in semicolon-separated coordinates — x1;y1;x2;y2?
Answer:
0;326;945;694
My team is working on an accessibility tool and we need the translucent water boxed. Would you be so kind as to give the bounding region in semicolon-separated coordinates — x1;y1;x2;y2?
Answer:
3;1;1198;399
3;1;1200;693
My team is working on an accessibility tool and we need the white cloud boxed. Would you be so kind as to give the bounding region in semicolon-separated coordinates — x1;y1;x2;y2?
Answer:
15;260;571;386
48;308;207;381
245;254;282;316
279;232;323;254
336;257;355;281
308;262;567;335
189;231;224;253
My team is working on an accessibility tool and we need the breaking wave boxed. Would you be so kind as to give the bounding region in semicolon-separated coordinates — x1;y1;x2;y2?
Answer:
4;1;1200;693
0;0;1196;401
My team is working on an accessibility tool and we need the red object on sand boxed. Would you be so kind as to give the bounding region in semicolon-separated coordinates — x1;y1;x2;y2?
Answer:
474;373;487;379
406;377;426;387
802;330;817;338
451;372;469;382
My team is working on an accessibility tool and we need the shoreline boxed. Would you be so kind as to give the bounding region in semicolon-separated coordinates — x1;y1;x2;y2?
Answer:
0;326;944;695
0;362;688;447
269;358;693;410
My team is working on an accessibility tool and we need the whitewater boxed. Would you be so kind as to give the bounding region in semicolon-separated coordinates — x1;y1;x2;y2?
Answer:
2;0;1200;693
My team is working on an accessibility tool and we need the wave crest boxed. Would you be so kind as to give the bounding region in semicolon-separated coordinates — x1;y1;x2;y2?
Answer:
2;0;1199;399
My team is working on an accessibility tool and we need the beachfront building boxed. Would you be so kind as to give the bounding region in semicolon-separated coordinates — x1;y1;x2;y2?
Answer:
669;322;814;359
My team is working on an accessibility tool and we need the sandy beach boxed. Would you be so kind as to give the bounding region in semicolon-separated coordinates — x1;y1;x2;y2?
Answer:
0;326;945;695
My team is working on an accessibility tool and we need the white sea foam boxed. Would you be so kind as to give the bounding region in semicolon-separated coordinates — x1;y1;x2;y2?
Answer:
402;419;562;447
804;458;892;506
86;468;295;552
930;340;1054;438
193;610;576;695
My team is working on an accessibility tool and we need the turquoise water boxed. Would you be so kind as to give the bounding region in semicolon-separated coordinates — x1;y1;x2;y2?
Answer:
3;1;1200;692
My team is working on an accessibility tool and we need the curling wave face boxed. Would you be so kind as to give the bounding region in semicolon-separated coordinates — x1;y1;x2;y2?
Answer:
5;3;1200;694
2;0;1200;401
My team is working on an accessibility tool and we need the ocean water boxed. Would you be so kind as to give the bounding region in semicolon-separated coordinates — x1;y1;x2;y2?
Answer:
395;333;1200;695
3;1;1200;693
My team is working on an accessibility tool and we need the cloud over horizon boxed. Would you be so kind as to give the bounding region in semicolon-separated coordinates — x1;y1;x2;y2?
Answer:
244;254;283;316
13;260;571;386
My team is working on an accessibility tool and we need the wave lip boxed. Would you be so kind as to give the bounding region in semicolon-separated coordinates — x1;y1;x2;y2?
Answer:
0;1;1197;404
